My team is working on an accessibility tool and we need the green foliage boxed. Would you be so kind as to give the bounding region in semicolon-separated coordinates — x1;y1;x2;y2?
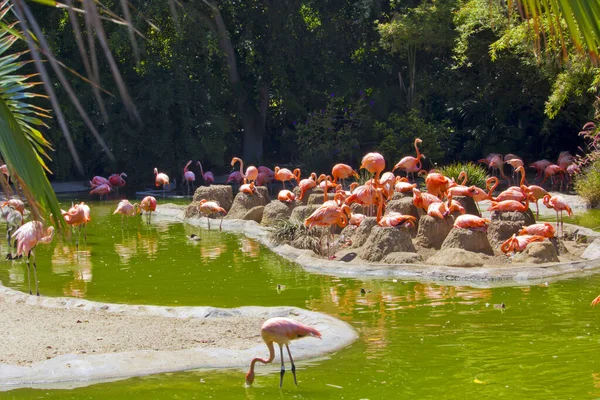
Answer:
375;110;455;166
291;93;367;172
269;219;323;255
438;162;490;189
575;161;600;207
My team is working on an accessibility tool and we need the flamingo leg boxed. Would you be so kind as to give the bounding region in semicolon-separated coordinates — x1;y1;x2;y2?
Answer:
285;344;297;386
26;250;32;295
535;201;539;219
279;344;286;388
556;210;559;235
219;215;223;231
207;215;211;230
6;225;11;258
121;214;124;229
32;249;39;296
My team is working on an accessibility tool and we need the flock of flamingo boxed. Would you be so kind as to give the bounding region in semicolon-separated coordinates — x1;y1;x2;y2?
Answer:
0;138;595;388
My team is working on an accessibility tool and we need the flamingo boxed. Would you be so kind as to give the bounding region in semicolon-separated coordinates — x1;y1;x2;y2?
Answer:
518;222;555;238
89;175;110;188
183;161;196;195
392;138;425;181
198;199;227;231
453;214;490;231
305;198;351;257
1;199;25;215
412;187;442;212
360;152;385;185
79;202;91;242
488;197;529;213
108;173;127;193
62;203;87;249
421;171;456;199
240;181;257;195
298;173;318;200
89;183;111;200
522;184;548;218
154;168;170;198
113;200;141;228
140;196;157;225
231;157;258;184
11;221;55;295
1;204;22;259
331;163;358;188
197;161;215;186
529;159;552;182
226;171;244;185
274;166;297;189
245;317;321;388
543;194;572;235
258;166;275;180
500;234;546;254
277;190;296;203
375;189;417;228
395;177;417;193
541;164;566;190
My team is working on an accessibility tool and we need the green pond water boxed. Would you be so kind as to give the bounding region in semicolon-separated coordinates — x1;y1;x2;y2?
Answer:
2;200;600;399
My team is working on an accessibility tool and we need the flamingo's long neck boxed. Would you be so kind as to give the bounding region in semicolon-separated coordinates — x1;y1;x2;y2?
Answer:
414;140;421;161
184;162;191;174
519;167;525;187
248;340;275;375
237;159;246;179
487;177;499;197
198;162;206;179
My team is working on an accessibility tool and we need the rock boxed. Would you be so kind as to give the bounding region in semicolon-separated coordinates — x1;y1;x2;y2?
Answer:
262;201;296;226
512;242;559;264
415;215;454;249
453;196;480;216
391;191;413;200
358;226;416;262
225;186;270;220
307;193;335;205
487;221;524;246
582;238;600;260
427;248;488;267
441;228;494;255
383;252;423;264
351;217;378;248
192;185;233;211
490;210;535;226
184;201;201;219
243;206;264;223
386;197;421;219
290;205;320;224
293;186;322;205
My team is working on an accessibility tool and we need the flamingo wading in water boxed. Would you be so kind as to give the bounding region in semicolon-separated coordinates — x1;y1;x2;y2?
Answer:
140;196;157;225
183;161;196;195
154;168;170;198
11;221;55;295
245;317;322;388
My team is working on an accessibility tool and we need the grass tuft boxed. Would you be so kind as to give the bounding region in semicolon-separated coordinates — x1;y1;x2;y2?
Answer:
438;162;490;189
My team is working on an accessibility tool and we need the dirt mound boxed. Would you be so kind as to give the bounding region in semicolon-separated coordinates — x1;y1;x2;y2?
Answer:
391;192;413;200
383;252;423;264
262;201;296;226
386;197;421;219
192;185;233;211
490;210;535;226
415;215;454;249
225;187;270;220
358;226;416;262
452;196;480;216
427;248;489;267
487;221;523;247
441;228;494;255
512;241;559;264
184;201;201;219
351;217;378;248
243;206;264;223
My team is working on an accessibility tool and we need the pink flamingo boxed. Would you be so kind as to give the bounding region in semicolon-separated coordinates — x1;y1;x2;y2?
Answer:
360;152;385;185
90;183;111;200
274;166;297;189
183;161;196;195
529;159;552;182
113;199;141;228
392;138;425;181
108;173;127;193
140;196;157;225
245;317;322;387
198;199;227;230
79;202;91;242
541;164;566;190
226;171;244;185
543;194;572;235
11;221;55;295
154;168;170;198
90;176;110;189
258;166;275;180
62;203;87;249
197;161;215;186
331;163;358;188
231;157;258;183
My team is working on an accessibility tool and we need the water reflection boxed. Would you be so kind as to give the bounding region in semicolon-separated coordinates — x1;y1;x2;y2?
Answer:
114;231;159;263
51;245;92;297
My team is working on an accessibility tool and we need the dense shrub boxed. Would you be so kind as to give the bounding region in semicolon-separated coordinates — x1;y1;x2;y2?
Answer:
575;160;600;207
438;162;490;189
